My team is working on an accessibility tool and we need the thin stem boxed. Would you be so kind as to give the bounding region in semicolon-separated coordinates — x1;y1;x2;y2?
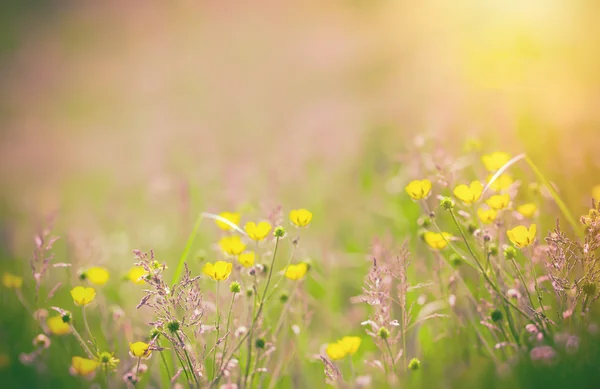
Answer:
383;338;398;377
82;306;98;353
135;357;142;381
105;365;111;389
212;282;221;379
156;339;172;384
526;247;549;318
249;348;262;388
70;324;94;358
176;331;199;388
217;293;236;376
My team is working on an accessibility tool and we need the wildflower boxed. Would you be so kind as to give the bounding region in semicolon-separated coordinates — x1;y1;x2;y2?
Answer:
517;203;537;218
82;267;110;286
486;194;510;210
129;342;152;358
504;246;518;260
273;226;286;238
482;152;511;172
284;263;308;280
71;356;99;376
477;208;497;224
486;173;514;191
405;179;432;200
98;351;120;370
47;315;71;335
423;232;452;250
339;336;361;355
453;181;483;204
289;209;313;227
203;261;233;281
2;272;23;289
230;281;241;294
219;236;246;256
378;327;390;340
440;197;454;210
237;251;255;268
326;342;346;360
244;221;272;241
507;224;537;248
408;358;421;370
215;212;241;231
128;266;146;285
70;286;96;306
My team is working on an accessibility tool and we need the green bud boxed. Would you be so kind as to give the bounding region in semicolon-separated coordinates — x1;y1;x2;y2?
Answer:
504;246;518;260
378;327;390;340
449;253;463;267
255;338;266;349
408;358;421;370
167;320;180;333
149;328;160;340
467;223;477;234
418;216;432;228
230;281;241;294
246;288;253;298
273;226;286;238
440;197;454;210
488;244;499;256
61;313;72;324
279;293;289;303
490;309;503;323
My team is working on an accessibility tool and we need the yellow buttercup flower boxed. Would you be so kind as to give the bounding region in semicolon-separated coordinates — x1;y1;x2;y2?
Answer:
70;286;96;306
424;232;452;250
129;341;152;358
517;203;537;218
215;212;241;231
128;266;146;285
486;194;510;210
486;173;514;191
2;273;23;289
507;224;537;248
203;261;233;281
405;179;432;201
284;263;308;281
237;251;255;268
477;208;497;224
244;221;272;241
71;356;99;376
47;315;71;336
84;267;110;286
97;351;119;370
482;152;511;172
339;336;361;355
593;185;600;201
326;342;346;360
453;181;483;204
289;209;313;227
219;235;246;256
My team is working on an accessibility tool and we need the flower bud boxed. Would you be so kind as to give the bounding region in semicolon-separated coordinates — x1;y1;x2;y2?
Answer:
255;338;266;349
167;320;180;333
246;288;253;297
504;246;518;260
279;293;289;303
230;281;241;294
408;358;421;370
273;226;286;238
378;327;390;340
440;197;454;210
490;309;503;323
418;216;432;228
488;244;499;256
449;253;463;268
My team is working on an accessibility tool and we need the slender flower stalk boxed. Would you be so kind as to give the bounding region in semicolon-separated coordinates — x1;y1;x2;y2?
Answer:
212;282;221;379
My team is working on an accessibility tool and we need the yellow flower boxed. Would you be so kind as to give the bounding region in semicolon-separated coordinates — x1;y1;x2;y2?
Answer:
593;185;600;201
237;251;255;268
481;152;511;172
486;173;514;191
97;351;119;370
71;356;99;376
453;181;483;204
284;263;308;281
405;179;432;200
244;221;272;241
129;342;152;358
477;208;497;224
2;273;23;289
203;261;233;281
47;315;71;336
339;336;361;355
507;224;537;248
84;267;110;286
326;342;346;360
128;266;146;285
517;203;537;218
486;194;510;210
219;235;246;256
424;232;452;250
215;212;241;231
70;286;96;306
289;209;313;227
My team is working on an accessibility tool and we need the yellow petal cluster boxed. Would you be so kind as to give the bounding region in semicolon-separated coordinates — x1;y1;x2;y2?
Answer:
2;273;23;289
482;152;511;172
424;232;452;250
129;341;152;358
203;261;233;281
405;179;432;200
486;194;510;210
477;208;497;224
215;212;241;231
507;224;537;248
237;251;255;268
289;209;313;227
70;286;96;306
47;315;71;336
244;222;272;241
219;235;246;256
486;173;514;191
326;336;361;360
284;263;308;281
453;181;483;204
517;203;537;218
71;356;99;376
85;267;110;286
128;266;146;285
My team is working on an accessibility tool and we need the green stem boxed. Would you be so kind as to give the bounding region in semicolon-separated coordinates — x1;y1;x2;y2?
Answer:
176;331;199;388
70;324;94;358
384;338;398;377
217;293;236;376
156;339;172;387
212;282;221;379
82;306;98;353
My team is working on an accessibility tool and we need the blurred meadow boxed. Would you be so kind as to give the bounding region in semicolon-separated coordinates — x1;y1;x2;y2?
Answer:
2;1;600;388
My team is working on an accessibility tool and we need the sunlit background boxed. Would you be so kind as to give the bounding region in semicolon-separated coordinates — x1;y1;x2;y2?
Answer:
1;1;600;386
